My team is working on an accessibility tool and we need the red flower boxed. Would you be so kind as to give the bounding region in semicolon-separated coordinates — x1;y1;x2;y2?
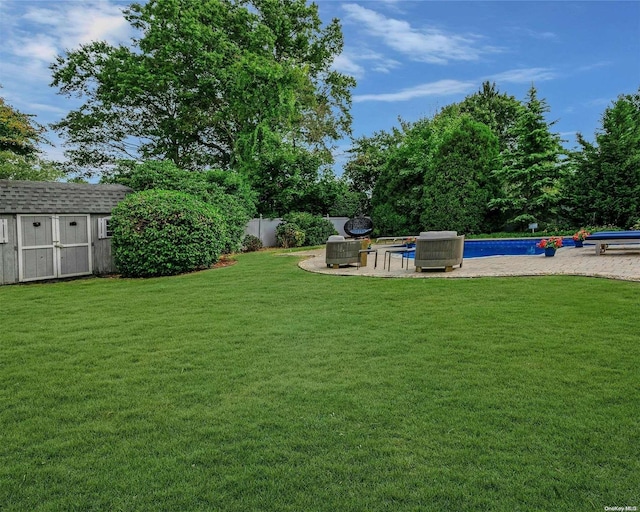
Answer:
572;229;590;241
537;236;563;250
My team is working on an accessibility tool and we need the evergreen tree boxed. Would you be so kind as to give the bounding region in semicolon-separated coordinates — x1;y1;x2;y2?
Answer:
565;89;640;228
490;85;565;229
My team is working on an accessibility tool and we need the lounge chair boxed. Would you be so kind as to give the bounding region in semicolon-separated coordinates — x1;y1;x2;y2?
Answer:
414;231;464;272
584;231;640;255
325;235;361;268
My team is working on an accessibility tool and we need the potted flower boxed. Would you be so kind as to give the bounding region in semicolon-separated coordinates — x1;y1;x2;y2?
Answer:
537;236;563;257
572;229;590;248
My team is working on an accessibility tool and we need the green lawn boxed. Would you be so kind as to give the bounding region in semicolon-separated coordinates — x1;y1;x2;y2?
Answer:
1;251;638;511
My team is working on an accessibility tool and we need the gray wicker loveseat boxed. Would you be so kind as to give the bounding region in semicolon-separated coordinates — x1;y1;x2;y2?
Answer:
414;231;464;272
325;235;361;268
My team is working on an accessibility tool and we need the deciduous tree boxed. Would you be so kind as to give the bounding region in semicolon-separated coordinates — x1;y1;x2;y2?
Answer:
448;81;523;154
0;152;66;181
343;127;405;215
0;94;46;158
421;115;501;234
371;119;432;235
0;93;64;181
51;0;354;178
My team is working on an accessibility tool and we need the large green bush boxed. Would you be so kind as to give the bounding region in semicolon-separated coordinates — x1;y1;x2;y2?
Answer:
281;212;337;246
103;160;255;253
111;190;225;277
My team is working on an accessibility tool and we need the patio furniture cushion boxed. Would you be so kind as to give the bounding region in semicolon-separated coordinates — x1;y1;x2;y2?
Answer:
584;230;640;255
584;231;640;240
419;231;458;238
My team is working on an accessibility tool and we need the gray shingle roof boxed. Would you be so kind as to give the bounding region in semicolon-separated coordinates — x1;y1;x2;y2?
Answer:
0;180;133;214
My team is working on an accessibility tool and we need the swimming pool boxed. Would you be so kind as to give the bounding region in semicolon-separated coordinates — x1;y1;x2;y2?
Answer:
465;238;567;258
403;238;576;259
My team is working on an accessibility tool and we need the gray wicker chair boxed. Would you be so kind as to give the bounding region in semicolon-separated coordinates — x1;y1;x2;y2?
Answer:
325;235;361;268
414;231;464;272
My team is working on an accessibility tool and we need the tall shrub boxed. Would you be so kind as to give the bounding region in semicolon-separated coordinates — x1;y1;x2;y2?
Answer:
275;222;306;248
421;116;501;234
103;160;254;253
281;212;337;246
111;190;225;277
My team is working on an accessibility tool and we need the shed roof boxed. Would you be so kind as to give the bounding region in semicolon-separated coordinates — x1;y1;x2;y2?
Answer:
0;180;133;214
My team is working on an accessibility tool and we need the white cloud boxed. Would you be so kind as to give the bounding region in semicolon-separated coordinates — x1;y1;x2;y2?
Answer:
487;67;557;84
375;0;404;9
0;1;133;127
333;48;400;78
10;33;58;63
342;3;500;64
524;29;558;41
354;79;474;103
24;102;68;116
332;53;366;78
359;50;401;74
60;3;131;48
577;61;612;72
0;61;53;90
13;2;131;65
507;27;559;41
353;65;561;104
586;97;614;108
22;7;66;27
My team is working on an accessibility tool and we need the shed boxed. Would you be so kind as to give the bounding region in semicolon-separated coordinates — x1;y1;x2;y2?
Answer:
0;180;132;284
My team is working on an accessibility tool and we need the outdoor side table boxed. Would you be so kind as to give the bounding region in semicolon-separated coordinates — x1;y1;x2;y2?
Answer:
384;247;412;271
357;248;378;269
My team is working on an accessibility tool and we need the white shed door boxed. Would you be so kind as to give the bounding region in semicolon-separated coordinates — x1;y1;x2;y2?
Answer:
18;215;92;282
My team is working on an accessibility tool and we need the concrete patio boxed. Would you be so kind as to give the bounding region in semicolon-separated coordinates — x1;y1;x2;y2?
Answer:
296;243;640;282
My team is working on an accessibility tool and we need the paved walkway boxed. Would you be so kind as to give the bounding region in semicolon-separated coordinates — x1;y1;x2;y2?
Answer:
296;244;640;282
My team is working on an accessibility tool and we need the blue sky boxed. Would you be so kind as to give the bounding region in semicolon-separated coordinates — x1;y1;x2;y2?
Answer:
1;0;639;172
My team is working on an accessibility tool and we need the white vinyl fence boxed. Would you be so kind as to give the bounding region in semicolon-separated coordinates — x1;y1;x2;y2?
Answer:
245;216;350;247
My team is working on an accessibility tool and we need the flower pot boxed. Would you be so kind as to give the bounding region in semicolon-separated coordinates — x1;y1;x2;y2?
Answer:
574;240;583;248
544;247;556;257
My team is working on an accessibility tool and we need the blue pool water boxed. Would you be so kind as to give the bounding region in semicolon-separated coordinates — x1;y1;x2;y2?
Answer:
403;238;576;259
